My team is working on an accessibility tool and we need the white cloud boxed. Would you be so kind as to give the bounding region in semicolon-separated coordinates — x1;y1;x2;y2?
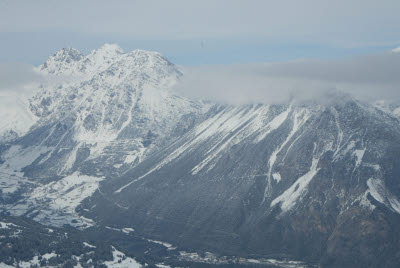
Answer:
174;51;400;104
1;47;399;106
392;47;400;53
0;63;43;96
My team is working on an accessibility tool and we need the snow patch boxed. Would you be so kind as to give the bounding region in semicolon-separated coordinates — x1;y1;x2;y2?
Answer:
105;226;135;234
272;173;282;182
0;145;45;194
19;252;58;268
9;172;104;227
123;147;146;165
353;149;365;168
156;264;171;268
147;239;176;250
0;263;14;268
0;222;18;229
83;242;96;249
122;227;134;234
104;246;142;268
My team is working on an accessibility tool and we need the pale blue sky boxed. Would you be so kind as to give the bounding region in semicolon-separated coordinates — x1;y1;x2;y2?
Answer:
0;0;399;65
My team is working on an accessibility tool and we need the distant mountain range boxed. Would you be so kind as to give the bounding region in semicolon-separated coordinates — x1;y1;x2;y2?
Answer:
1;44;400;267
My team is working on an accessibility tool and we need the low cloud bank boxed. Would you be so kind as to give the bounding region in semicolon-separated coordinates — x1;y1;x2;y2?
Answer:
1;50;399;105
174;51;400;104
0;63;44;96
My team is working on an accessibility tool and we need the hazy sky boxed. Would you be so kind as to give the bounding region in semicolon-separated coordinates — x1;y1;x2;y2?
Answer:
0;1;399;104
0;0;400;65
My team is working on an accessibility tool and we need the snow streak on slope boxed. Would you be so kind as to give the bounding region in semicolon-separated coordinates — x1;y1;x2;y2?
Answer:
271;157;320;212
115;105;298;193
353;149;365;168
366;178;400;214
262;107;311;202
254;106;290;143
114;105;263;192
190;105;272;174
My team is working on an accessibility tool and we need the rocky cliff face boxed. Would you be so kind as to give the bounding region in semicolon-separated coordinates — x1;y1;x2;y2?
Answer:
1;44;400;267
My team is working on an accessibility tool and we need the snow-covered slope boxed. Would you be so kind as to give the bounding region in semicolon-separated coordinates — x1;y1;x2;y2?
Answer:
25;44;201;177
0;44;203;227
83;98;400;268
33;46;198;178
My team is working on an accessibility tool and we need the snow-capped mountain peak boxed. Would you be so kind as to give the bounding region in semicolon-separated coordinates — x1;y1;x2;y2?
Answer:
38;44;123;77
30;44;189;124
53;47;83;62
37;44;178;83
38;47;84;75
18;44;200;187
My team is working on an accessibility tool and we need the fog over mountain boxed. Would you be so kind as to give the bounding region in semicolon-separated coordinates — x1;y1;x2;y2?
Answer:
2;47;400;105
175;49;400;104
0;63;43;95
